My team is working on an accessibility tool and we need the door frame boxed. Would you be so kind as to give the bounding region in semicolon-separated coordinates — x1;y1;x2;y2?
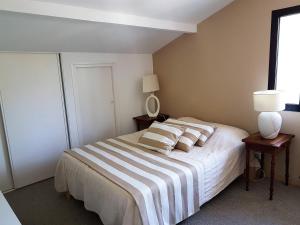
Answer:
70;63;118;146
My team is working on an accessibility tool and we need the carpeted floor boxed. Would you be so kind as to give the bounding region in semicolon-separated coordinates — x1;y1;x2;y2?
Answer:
4;177;300;225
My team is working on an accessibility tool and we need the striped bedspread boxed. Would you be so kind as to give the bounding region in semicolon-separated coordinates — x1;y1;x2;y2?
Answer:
65;138;201;225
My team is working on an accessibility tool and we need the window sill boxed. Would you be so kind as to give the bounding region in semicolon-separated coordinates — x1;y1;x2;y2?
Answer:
285;104;300;112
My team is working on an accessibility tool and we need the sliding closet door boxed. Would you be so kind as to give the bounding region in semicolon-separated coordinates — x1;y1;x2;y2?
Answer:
0;53;69;188
61;54;117;147
0;107;13;191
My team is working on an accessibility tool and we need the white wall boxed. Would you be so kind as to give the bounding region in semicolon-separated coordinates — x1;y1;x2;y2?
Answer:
61;53;153;145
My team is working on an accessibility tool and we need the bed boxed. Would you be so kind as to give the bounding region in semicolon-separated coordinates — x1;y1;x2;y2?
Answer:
55;120;248;225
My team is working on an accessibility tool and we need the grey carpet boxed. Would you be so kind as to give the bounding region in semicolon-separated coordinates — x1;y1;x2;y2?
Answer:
4;177;300;225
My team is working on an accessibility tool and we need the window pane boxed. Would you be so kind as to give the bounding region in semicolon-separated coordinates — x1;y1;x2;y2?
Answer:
277;13;300;104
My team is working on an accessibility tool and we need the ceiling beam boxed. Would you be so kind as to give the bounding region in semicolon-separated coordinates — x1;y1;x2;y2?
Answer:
0;0;197;33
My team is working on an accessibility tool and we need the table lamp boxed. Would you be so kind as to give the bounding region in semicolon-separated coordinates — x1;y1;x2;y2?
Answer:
253;90;285;139
143;74;160;117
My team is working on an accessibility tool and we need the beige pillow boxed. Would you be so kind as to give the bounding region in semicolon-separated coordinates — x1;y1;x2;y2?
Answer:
176;117;216;146
164;118;202;152
138;121;185;155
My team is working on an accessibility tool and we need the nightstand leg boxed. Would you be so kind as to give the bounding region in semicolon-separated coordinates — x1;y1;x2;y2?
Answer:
270;152;276;200
285;144;290;186
137;124;141;131
246;147;250;191
261;153;265;171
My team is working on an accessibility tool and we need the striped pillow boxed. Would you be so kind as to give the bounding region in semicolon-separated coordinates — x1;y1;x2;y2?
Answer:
164;119;202;151
165;118;215;147
176;127;202;152
138;122;185;155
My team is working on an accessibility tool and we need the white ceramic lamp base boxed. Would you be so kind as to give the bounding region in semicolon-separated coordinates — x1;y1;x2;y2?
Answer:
258;112;282;139
145;93;160;118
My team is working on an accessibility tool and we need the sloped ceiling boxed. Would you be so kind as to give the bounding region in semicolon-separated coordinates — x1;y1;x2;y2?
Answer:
0;0;234;53
35;0;233;24
0;11;182;53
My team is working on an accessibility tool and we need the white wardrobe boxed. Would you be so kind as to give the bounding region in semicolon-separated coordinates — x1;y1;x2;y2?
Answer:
0;111;13;191
0;53;69;189
0;52;152;191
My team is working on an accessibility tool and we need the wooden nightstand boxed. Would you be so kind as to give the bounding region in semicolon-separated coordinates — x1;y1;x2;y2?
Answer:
133;114;169;131
242;132;295;200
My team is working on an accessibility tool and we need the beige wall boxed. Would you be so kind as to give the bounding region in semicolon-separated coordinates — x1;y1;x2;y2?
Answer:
153;0;300;185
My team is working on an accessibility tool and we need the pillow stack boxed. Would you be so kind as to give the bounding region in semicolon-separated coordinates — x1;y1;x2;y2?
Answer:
138;117;216;154
164;118;215;151
177;117;216;147
137;121;185;155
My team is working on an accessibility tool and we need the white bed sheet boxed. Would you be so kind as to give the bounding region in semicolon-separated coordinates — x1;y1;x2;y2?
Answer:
55;123;248;225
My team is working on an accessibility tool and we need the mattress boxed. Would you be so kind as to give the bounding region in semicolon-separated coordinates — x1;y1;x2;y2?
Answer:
55;123;248;225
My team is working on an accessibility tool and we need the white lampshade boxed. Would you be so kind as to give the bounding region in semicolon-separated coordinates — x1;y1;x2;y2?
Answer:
253;90;285;112
143;74;160;93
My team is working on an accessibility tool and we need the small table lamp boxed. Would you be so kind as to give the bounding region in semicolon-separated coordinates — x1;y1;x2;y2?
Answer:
143;74;160;117
253;90;285;139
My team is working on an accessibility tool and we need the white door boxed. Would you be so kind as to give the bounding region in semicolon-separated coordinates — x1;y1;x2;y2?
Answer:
63;62;117;147
73;65;116;145
0;53;69;188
